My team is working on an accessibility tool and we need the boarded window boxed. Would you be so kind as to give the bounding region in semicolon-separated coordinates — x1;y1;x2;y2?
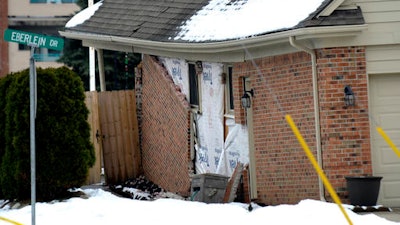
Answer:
227;66;234;111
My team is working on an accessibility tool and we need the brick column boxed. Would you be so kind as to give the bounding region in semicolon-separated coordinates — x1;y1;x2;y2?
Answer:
0;0;9;77
317;46;371;202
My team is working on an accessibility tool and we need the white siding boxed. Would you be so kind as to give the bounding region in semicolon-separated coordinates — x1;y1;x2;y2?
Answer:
8;42;64;72
366;45;400;74
9;0;80;17
312;0;400;49
347;0;400;45
356;0;400;96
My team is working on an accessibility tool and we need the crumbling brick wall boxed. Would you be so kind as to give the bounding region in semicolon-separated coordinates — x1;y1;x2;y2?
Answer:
141;55;193;196
0;0;9;77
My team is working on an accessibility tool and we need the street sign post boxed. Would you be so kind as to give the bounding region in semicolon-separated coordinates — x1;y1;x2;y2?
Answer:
3;28;64;51
2;28;64;225
29;45;37;225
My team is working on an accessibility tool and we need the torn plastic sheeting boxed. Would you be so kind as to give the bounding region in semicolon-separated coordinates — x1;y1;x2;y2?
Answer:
160;57;249;176
216;119;249;177
159;57;190;98
195;62;225;173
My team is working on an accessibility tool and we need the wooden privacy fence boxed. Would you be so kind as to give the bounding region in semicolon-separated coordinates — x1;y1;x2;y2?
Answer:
85;91;102;184
85;90;141;185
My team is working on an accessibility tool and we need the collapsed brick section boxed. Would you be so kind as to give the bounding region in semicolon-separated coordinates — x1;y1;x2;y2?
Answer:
141;55;192;197
138;46;371;205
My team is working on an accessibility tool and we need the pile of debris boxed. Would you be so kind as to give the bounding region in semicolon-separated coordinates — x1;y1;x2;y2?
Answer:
108;163;246;203
109;175;184;201
351;205;391;213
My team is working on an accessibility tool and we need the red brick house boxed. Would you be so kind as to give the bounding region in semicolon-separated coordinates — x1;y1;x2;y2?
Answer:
61;0;400;207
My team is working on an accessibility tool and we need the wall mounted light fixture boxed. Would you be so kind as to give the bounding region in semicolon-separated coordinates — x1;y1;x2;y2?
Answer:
241;89;254;109
195;61;203;74
344;85;355;106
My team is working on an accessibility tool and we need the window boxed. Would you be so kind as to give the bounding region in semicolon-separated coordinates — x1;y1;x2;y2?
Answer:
225;66;234;115
30;0;77;3
18;44;30;51
188;62;203;112
33;48;62;62
18;44;61;61
227;66;234;110
189;63;199;107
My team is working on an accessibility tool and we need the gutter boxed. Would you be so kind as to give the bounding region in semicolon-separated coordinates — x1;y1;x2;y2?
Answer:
289;36;326;202
59;24;367;59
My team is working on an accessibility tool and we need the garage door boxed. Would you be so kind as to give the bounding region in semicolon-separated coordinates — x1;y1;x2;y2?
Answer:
370;74;400;207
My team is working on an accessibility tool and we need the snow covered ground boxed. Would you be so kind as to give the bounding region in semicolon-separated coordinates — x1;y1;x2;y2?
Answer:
0;187;399;225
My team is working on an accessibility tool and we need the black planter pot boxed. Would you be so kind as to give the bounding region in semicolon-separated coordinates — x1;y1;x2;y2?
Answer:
345;176;382;206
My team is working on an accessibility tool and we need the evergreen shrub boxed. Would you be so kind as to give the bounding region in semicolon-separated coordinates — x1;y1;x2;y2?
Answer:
0;67;95;201
0;74;15;198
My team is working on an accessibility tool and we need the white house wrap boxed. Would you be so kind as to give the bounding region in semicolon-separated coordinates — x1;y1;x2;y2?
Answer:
161;57;249;177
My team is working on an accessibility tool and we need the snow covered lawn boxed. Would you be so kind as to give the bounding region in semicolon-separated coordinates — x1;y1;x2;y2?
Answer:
0;188;398;225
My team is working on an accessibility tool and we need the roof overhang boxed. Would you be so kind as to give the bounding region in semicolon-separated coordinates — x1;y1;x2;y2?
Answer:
59;24;368;62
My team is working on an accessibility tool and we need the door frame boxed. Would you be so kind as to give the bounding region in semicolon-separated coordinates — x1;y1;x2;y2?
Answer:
245;77;258;199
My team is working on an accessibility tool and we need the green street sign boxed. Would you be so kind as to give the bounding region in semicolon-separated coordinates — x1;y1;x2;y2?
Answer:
3;28;64;51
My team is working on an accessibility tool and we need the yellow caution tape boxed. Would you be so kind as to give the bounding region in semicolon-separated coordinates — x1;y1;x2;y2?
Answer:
376;127;400;158
0;216;24;225
285;114;353;225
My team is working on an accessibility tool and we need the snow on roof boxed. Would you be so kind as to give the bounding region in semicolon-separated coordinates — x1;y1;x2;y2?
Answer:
65;0;103;28
65;0;326;42
174;0;325;42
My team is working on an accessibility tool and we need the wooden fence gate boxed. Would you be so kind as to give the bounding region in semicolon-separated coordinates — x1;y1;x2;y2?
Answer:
85;90;141;185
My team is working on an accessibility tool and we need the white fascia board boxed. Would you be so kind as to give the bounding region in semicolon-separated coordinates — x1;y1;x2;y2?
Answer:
59;24;367;60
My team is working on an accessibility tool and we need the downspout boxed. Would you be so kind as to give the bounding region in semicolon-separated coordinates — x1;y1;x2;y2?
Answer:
289;36;326;202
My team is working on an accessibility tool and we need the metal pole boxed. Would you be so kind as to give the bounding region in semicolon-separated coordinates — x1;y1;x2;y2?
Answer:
29;46;36;225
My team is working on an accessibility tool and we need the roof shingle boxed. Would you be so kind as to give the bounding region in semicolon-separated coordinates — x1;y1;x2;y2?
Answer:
66;0;365;43
69;0;210;42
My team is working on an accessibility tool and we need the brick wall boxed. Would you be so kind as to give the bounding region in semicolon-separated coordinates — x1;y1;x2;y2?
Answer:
317;46;371;201
232;47;371;205
234;52;320;205
141;55;193;196
0;0;9;77
139;46;370;203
